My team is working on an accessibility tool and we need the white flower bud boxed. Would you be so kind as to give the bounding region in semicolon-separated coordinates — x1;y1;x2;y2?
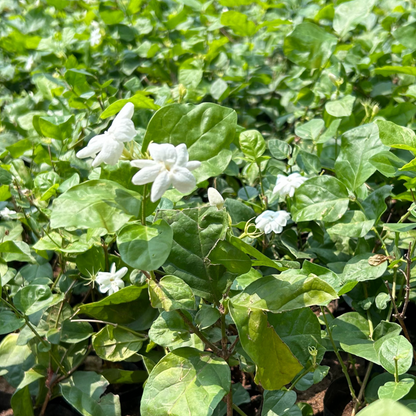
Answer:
208;187;225;209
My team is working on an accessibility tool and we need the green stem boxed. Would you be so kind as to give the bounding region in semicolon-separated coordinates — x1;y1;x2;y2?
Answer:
0;298;68;376
288;365;314;391
320;307;357;402
386;268;397;322
371;226;389;257
394;359;399;383
232;403;248;416
257;163;267;210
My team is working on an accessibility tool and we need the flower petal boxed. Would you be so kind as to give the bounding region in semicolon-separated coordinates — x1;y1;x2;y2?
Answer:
132;165;163;185
113;102;134;123
76;134;105;159
92;139;124;167
175;143;189;166
131;159;158;168
111;120;136;143
115;267;128;279
170;166;196;193
151;170;171;202
186;161;201;171
149;143;176;164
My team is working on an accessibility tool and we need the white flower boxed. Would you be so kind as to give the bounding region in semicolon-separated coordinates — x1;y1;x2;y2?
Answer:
95;263;127;295
90;22;102;47
0;207;16;220
76;103;136;167
273;173;307;199
255;210;290;234
25;55;34;71
208;187;224;209
131;143;201;202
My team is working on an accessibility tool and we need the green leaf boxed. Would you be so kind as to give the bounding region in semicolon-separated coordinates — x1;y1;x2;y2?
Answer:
60;371;121;416
179;59;203;89
210;78;228;101
341;253;387;283
362;185;392;221
193;149;233;184
77;286;157;330
209;240;251;275
0;311;25;335
239;130;266;161
335;123;388;191
11;386;34;416
141;348;230;416
149;275;196;311
376;120;416;152
262;390;301;416
101;369;147;384
325;95;356;118
100;92;159;119
117;220;173;271
378;378;415;401
356;399;413;416
33;115;74;141
268;139;291;160
369;152;405;177
295;119;324;142
142;103;237;162
157;206;228;301
230;305;303;390
292;176;350;223
195;305;221;329
14;285;64;316
393;22;416;49
379;336;413;375
50;180;142;233
220;11;258;37
60;320;94;343
374;66;416;76
283;22;337;69
93;325;144;362
333;0;376;36
231;275;338;313
326;211;374;238
269;308;324;366
0;241;35;263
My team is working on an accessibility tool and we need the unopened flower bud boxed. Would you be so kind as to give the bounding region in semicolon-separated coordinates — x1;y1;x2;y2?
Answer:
372;104;380;118
328;73;338;85
208;187;225;209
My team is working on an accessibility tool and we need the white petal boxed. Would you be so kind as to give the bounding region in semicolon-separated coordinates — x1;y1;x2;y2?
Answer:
115;267;128;279
91;152;105;167
208;187;224;209
111;121;136;143
175;143;189;166
113;102;134;123
149;143;176;164
96;272;111;285
94;139;124;166
110;263;116;274
186;161;201;171
131;159;158;168
132;165;163;185
170;167;196;193
151;170;171;202
98;282;111;293
76;134;105;159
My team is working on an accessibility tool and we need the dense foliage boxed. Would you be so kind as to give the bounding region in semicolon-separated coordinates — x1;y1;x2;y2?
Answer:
2;0;416;415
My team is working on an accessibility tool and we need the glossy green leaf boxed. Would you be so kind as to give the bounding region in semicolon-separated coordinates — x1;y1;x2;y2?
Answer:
231;275;337;313
335;123;388;191
341;253;387;283
142;103;237;162
292;176;350;223
239;130;266;161
51;180;142;233
117;220;173;271
77;286;157;330
356;399;413;416
100;92;159;119
158;206;228;301
60;320;94;343
149;275;196;311
221;11;258;37
333;0;376;36
326;211;374;238
376;120;416;151
325;95;356;118
230;305;303;390
379;336;413;375
283;22;337;69
0;311;25;334
11;386;34;416
14;285;64;315
375;66;416;77
60;371;121;416
209;240;251;274
295;119;324;141
262;390;301;416
378;378;415;401
0;241;35;263
93;325;144;362
369;151;404;177
33;115;74;141
141;348;230;416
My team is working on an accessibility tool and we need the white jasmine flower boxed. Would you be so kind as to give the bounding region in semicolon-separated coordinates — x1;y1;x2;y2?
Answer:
95;263;127;295
208;187;224;209
76;103;136;167
131;143;201;202
255;210;290;234
273;173;307;199
25;55;34;71
90;22;102;47
0;207;16;220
